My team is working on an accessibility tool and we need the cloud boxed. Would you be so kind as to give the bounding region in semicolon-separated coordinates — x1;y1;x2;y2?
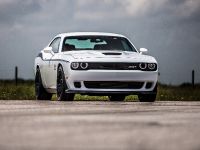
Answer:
172;0;200;17
0;0;200;84
0;0;41;25
123;0;168;17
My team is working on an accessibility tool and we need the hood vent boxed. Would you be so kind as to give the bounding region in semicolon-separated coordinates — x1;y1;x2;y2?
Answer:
102;52;122;55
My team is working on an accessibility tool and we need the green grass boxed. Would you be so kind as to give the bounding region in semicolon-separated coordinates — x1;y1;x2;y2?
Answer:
0;80;35;100
156;84;200;101
0;80;200;101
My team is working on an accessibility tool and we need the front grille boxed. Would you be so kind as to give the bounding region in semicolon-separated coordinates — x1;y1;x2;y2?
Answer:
84;81;144;89
89;63;139;70
71;62;157;71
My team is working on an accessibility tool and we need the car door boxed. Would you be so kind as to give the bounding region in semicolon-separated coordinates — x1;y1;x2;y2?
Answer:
45;37;61;89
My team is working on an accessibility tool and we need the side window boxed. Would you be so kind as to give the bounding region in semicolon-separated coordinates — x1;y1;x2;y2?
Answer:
49;37;61;53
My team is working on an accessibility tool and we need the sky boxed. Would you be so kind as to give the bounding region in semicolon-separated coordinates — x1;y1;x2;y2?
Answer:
0;0;200;85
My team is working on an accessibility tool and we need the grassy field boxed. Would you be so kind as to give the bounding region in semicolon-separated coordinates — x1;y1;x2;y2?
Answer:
0;80;200;101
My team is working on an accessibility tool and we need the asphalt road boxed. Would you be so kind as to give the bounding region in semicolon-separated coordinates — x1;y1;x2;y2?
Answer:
0;100;200;150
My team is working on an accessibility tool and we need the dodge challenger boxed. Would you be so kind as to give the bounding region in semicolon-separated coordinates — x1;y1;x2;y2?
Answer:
34;32;158;101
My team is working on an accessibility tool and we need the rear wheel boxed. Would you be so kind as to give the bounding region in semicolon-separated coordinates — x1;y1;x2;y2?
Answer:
138;84;157;102
109;95;126;101
35;68;52;100
57;65;74;101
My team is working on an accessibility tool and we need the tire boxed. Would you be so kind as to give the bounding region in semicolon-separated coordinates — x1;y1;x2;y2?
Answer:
109;94;126;101
138;84;157;102
35;68;52;100
57;65;74;101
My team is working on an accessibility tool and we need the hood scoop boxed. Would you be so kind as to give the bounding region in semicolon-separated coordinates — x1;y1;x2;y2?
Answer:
102;52;122;55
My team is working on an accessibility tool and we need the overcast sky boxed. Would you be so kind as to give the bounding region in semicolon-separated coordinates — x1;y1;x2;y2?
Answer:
0;0;200;85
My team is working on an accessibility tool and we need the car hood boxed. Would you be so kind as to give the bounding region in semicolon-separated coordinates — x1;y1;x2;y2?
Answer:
62;50;157;63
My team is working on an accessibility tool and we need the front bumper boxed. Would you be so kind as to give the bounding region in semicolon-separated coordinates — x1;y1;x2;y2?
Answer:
64;69;158;94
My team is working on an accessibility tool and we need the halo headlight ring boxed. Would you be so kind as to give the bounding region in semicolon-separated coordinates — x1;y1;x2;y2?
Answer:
148;63;156;70
80;62;88;70
139;63;147;70
71;62;79;69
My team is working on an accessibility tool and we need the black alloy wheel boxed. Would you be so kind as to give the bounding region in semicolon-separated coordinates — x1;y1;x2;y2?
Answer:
35;68;52;100
138;84;157;102
57;65;74;101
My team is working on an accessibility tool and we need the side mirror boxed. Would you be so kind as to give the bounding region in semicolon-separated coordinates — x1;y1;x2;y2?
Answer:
139;48;148;54
43;47;54;54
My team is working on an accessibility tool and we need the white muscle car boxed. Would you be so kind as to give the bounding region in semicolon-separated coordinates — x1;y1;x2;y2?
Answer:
34;32;158;102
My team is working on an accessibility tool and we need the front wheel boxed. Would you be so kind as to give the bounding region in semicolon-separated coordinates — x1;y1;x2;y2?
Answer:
35;68;52;100
138;84;157;102
57;65;74;101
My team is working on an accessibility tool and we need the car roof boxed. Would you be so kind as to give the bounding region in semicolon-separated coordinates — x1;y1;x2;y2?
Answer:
56;32;126;38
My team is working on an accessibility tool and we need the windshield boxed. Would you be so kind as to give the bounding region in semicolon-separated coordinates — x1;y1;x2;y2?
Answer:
62;36;137;52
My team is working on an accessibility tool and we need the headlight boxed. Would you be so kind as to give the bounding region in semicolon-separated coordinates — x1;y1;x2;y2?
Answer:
71;62;89;70
71;62;79;69
148;63;156;70
80;62;88;69
139;63;147;70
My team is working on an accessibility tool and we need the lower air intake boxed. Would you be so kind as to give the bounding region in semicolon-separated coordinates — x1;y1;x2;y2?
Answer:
84;81;144;89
